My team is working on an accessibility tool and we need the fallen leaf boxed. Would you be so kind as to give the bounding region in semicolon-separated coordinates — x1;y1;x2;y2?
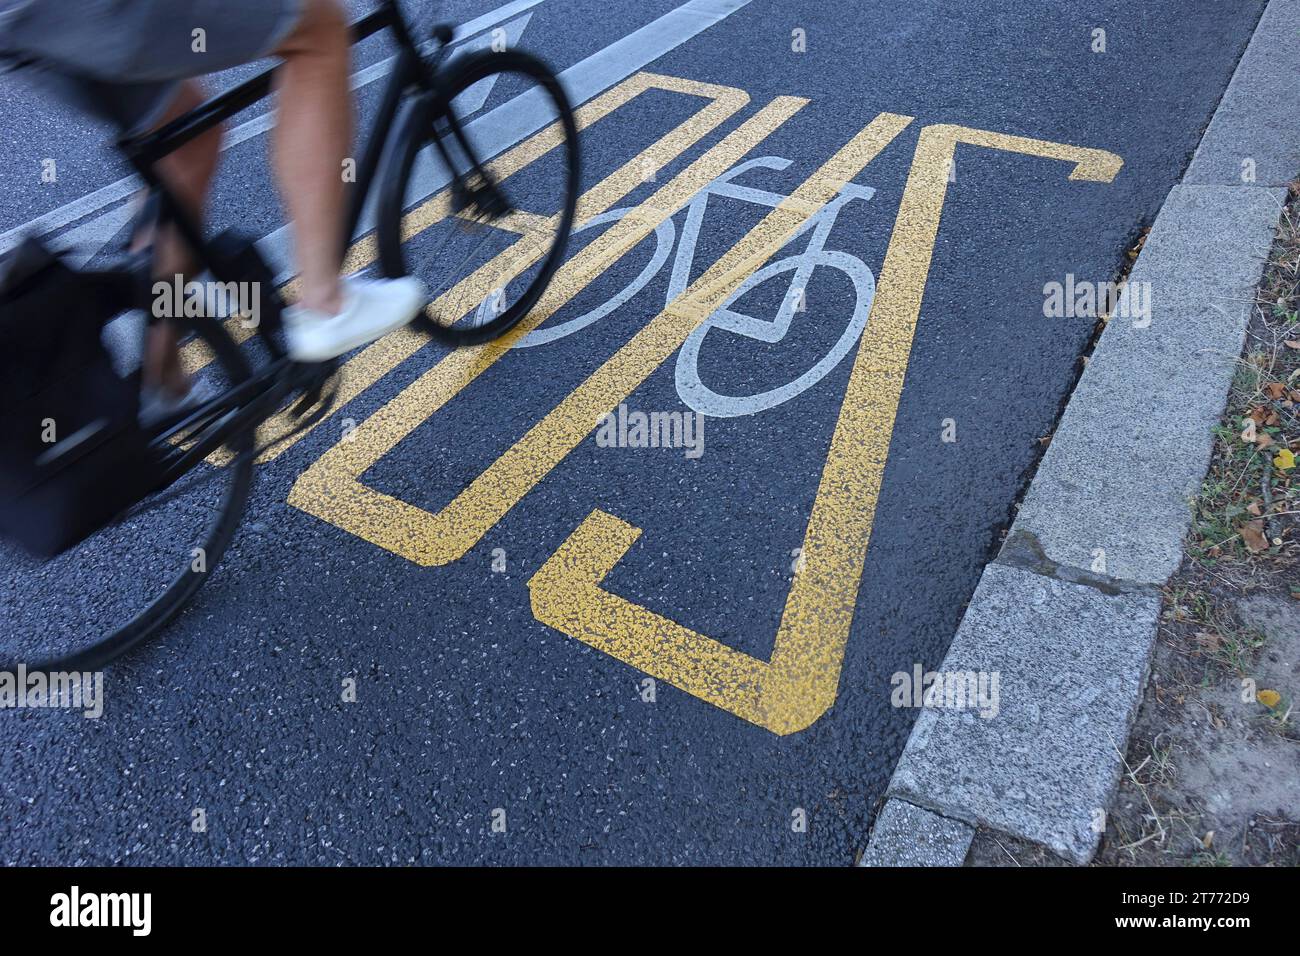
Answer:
1266;382;1287;399
1285;340;1300;350
1250;406;1269;425
1194;630;1222;651
1247;500;1263;516
1241;520;1269;553
1241;419;1257;442
1202;830;1215;849
1258;689;1282;709
1274;448;1297;471
1257;432;1274;449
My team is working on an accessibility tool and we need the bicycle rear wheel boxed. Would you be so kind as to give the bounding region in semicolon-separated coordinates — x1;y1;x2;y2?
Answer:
0;312;255;673
376;48;580;345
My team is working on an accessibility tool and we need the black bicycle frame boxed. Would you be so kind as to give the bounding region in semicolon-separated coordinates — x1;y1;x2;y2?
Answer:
150;353;334;486
116;0;447;296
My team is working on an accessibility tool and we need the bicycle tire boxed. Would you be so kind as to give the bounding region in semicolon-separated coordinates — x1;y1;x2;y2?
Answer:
375;48;580;345
10;313;256;674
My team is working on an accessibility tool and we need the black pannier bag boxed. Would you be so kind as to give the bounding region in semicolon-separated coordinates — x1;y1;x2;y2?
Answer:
0;237;155;558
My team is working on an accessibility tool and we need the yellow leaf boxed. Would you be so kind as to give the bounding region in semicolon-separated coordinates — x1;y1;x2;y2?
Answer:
1273;448;1296;471
1257;689;1281;708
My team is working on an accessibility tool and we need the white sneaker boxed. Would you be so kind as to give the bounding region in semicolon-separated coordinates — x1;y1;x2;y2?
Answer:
284;276;427;362
139;378;218;427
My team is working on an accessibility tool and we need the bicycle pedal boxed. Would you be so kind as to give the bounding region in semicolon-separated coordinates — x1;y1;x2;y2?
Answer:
291;379;340;432
289;360;338;420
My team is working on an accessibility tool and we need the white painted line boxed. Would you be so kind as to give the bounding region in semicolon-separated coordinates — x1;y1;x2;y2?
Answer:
60;203;136;269
0;174;137;257
559;0;755;110
0;0;545;256
451;14;535;115
401;0;760;216
448;0;544;42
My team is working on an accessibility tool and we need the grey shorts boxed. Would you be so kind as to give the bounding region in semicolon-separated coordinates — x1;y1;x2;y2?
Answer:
0;0;304;134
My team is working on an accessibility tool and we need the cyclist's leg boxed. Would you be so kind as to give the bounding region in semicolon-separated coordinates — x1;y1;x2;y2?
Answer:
135;81;223;398
266;0;351;316
264;0;426;362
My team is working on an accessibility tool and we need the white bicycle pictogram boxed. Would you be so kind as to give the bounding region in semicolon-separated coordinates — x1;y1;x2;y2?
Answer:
516;156;877;418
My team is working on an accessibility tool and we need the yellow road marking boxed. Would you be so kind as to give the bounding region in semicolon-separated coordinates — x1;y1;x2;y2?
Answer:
183;72;751;462
452;205;553;236
288;94;810;554
528;123;1123;735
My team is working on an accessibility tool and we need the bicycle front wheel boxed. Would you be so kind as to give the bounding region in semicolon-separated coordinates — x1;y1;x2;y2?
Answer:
376;48;580;345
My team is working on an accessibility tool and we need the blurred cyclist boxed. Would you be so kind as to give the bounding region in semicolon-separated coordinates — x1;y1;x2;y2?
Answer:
0;0;425;414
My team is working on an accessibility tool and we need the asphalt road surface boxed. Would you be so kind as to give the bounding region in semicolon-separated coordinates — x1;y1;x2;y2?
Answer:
0;0;1266;864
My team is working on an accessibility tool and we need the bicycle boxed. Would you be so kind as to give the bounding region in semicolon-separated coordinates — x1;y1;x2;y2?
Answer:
0;0;580;672
515;155;874;418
